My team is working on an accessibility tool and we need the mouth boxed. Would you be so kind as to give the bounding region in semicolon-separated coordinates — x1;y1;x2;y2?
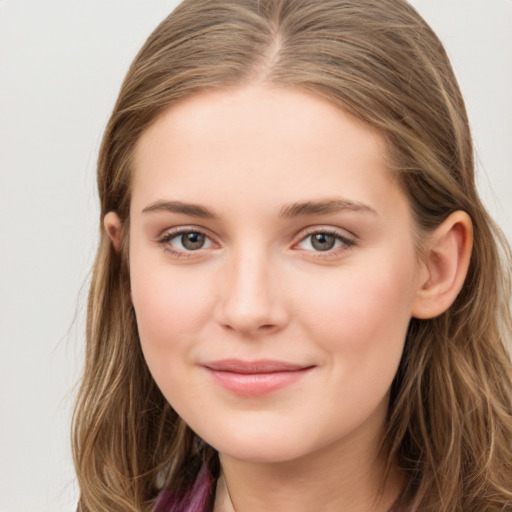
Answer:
201;359;315;396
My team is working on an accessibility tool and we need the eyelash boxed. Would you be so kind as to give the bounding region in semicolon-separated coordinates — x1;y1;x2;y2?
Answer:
157;229;215;258
295;228;356;257
157;227;356;258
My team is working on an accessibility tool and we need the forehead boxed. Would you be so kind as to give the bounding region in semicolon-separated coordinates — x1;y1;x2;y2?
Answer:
134;85;387;166
130;85;403;219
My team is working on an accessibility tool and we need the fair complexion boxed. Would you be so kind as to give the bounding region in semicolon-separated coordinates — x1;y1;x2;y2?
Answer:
105;85;472;512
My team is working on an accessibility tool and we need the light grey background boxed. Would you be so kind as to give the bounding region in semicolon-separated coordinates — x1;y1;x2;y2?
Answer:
0;1;510;511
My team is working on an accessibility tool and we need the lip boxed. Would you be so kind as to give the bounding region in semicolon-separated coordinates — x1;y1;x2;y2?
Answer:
201;359;315;396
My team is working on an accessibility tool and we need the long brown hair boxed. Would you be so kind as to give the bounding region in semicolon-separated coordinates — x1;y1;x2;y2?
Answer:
72;1;512;510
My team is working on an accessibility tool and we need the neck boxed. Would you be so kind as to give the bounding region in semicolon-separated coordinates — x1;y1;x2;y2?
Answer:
213;428;404;512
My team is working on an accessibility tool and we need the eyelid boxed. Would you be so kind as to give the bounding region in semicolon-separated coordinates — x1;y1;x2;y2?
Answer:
292;226;357;253
155;224;357;258
298;225;357;240
157;226;219;255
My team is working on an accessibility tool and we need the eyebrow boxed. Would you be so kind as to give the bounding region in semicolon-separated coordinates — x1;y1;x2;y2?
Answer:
142;200;218;219
279;198;377;218
141;197;377;219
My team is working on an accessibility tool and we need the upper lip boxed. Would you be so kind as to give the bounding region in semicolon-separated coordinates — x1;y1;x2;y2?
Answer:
202;359;313;374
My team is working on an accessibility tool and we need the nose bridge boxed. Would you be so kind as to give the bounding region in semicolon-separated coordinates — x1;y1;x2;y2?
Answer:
216;241;286;335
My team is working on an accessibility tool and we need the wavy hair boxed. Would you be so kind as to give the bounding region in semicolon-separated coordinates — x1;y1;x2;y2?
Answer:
72;1;512;510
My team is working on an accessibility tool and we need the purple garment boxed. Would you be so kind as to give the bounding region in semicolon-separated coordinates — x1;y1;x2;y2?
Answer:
154;465;406;512
154;464;215;512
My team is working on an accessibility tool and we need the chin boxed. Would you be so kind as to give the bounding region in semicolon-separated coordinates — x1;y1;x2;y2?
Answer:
217;441;308;464
197;421;321;464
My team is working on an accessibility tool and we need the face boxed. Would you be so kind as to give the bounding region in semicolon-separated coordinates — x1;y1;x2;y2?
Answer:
127;85;424;464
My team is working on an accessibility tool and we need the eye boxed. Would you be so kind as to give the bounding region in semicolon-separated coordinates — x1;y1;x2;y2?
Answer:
179;232;207;250
158;229;214;253
296;230;355;253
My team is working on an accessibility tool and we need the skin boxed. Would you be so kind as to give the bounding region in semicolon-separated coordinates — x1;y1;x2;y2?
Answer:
105;85;472;512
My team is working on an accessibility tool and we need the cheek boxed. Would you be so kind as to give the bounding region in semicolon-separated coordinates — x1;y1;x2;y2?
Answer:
290;258;416;432
296;255;417;363
129;260;213;362
130;265;215;415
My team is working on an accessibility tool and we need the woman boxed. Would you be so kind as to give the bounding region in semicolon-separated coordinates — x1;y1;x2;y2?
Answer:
72;1;512;510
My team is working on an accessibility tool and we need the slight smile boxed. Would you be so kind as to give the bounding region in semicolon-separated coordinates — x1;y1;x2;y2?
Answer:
201;359;316;396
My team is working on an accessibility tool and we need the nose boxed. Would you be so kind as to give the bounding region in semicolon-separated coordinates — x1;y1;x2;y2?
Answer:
214;246;289;337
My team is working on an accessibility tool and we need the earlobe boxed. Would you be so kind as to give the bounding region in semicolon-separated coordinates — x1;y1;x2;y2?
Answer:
104;211;123;253
412;211;473;319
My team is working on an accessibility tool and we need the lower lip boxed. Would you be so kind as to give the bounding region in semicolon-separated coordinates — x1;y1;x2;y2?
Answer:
204;367;313;396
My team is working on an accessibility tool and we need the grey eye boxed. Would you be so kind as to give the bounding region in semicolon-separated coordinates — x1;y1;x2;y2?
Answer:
310;233;336;251
181;232;206;250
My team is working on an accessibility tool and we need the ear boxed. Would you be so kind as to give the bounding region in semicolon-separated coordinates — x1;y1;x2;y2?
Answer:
412;211;473;319
103;211;122;253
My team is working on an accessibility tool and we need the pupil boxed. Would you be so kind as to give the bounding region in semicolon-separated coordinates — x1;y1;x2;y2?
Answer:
182;232;205;250
312;233;335;251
